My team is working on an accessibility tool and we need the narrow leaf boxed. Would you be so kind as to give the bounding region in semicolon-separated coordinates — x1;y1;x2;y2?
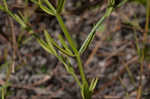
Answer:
37;39;54;55
64;56;81;87
57;0;66;13
4;8;15;19
0;5;4;11
30;0;38;4
81;83;92;99
43;0;56;13
38;0;55;15
54;43;75;56
117;0;128;8
56;14;78;54
44;32;74;56
56;54;81;87
18;11;28;24
33;34;55;55
89;78;98;92
58;34;73;55
3;0;8;11
79;27;96;54
14;14;26;28
44;30;57;55
56;55;73;75
79;6;114;54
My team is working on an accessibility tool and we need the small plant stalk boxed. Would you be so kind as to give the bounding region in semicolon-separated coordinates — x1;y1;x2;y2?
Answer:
55;13;78;54
76;54;88;85
137;0;150;99
0;0;128;99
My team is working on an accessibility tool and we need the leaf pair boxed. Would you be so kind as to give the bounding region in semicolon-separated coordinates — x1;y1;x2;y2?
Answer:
2;0;28;29
79;9;111;54
58;53;81;87
81;78;98;99
13;14;27;29
38;0;56;15
79;0;128;55
56;0;66;14
32;0;78;54
34;30;81;87
32;0;65;15
34;30;74;57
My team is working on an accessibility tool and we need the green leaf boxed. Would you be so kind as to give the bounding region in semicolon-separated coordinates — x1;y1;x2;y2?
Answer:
2;0;8;11
81;83;92;99
79;5;114;54
38;0;55;15
55;54;81;87
37;39;54;55
58;34;74;55
30;0;38;4
56;55;72;72
33;34;55;55
18;11;28;24
117;0;128;7
44;31;74;56
0;5;4;11
4;10;27;30
63;60;74;75
89;78;98;92
43;0;56;12
56;14;78;54
56;0;66;14
79;28;96;54
54;43;75;56
65;56;81;86
14;14;27;28
44;30;57;56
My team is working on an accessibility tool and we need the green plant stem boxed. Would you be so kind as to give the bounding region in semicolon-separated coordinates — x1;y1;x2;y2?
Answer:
137;0;150;99
2;88;5;99
56;13;88;86
55;13;78;54
145;0;150;33
76;54;88;85
57;55;82;87
70;69;82;87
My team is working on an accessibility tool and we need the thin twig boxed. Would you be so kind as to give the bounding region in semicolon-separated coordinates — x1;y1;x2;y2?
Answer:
9;17;17;73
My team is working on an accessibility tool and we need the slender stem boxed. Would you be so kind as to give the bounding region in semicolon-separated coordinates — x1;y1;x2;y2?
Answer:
2;88;5;99
55;13;88;86
57;55;82;87
145;0;150;33
137;1;150;99
55;13;78;54
71;71;82;88
76;54;88;85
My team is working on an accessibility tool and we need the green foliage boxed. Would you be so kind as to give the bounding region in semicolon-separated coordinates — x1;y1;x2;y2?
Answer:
57;0;66;13
0;5;4;11
0;0;128;99
38;0;56;15
81;83;92;99
57;34;74;55
79;7;113;54
89;78;98;92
